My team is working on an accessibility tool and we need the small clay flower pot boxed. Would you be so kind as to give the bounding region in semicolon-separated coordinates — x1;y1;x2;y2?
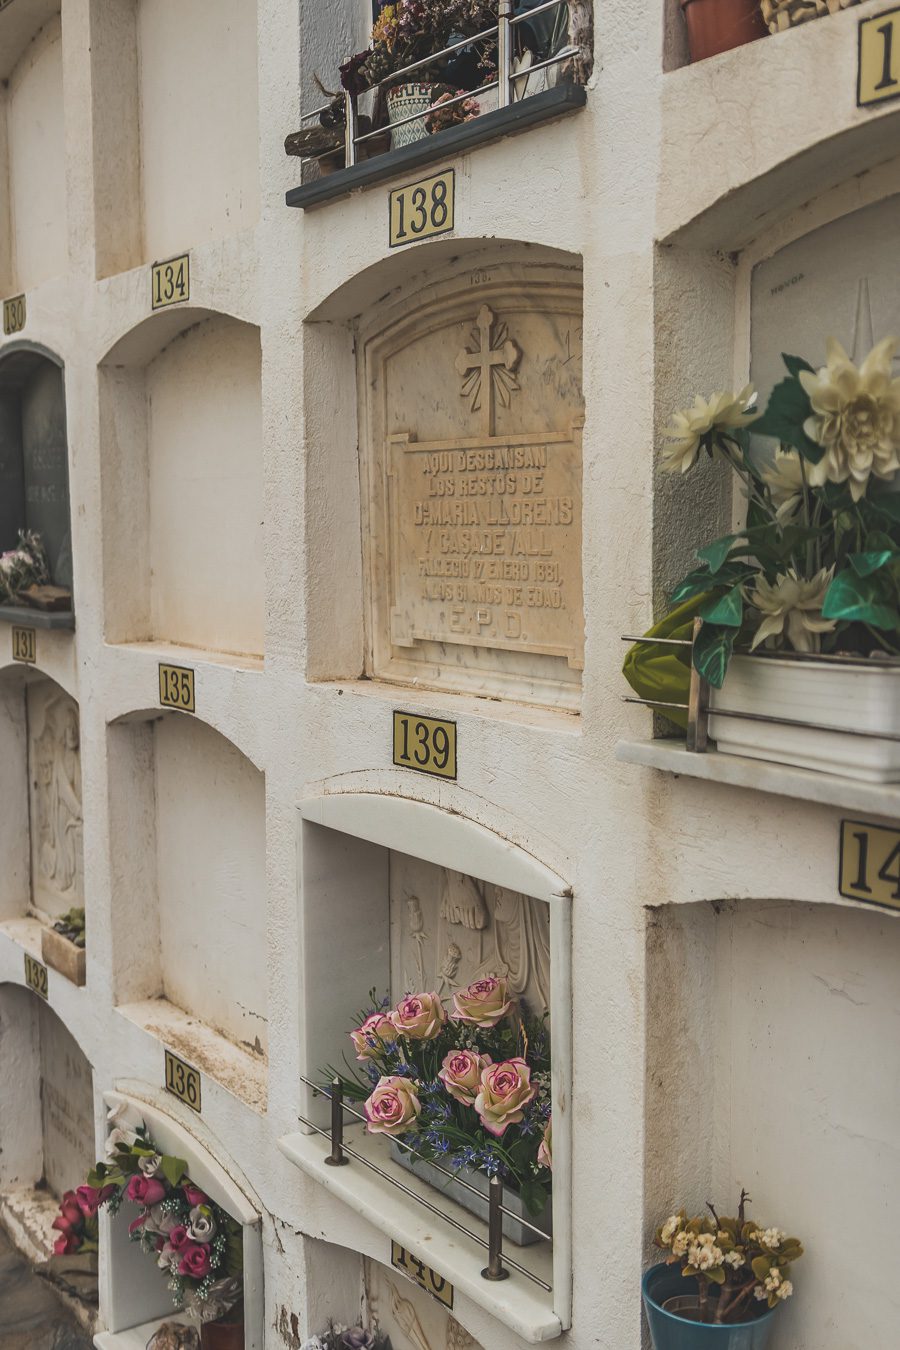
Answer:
680;0;768;62
200;1317;244;1350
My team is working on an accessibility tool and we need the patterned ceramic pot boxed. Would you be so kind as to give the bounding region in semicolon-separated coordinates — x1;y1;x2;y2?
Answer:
643;1265;777;1350
386;81;438;148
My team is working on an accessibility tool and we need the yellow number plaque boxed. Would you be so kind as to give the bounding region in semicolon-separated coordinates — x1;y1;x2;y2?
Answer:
389;169;455;248
3;294;26;335
393;711;457;779
151;253;190;310
164;1049;202;1112
159;663;195;713
12;626;36;664
858;6;900;107
391;1243;454;1309
839;819;900;910
24;953;49;1000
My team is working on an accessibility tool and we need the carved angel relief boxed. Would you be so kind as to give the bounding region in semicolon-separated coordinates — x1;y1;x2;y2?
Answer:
393;859;550;1015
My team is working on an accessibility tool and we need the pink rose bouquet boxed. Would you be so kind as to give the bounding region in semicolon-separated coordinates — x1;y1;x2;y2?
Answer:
474;1058;536;1136
438;1048;492;1107
390;992;446;1040
364;1075;422;1136
452;976;514;1028
351;1011;396;1060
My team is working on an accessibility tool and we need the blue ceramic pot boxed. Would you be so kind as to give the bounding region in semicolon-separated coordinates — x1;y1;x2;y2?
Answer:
642;1265;777;1350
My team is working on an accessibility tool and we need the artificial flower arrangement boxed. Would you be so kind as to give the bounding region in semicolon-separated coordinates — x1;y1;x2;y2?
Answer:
301;1324;391;1350
648;1192;803;1328
53;1102;243;1328
330;976;552;1217
342;1;499;96
52;906;86;949
627;335;900;704
0;528;49;604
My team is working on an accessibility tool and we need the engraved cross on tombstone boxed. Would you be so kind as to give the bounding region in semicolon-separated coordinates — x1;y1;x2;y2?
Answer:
455;304;521;437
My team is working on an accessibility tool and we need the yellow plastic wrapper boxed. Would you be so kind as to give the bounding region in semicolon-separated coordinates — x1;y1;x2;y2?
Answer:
621;595;707;732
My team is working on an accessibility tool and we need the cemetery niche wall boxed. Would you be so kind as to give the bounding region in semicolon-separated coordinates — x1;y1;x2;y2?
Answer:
0;984;94;1257
0;347;73;622
284;796;572;1341
356;253;584;710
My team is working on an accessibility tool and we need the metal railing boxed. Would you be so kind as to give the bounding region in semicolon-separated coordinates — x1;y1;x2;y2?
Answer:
299;1074;552;1291
297;1;577;172
622;619;900;752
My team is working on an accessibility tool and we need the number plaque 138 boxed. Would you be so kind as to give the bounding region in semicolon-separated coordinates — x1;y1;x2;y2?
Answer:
389;170;455;248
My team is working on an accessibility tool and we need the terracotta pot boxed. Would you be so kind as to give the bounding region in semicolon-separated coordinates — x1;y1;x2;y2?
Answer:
200;1317;244;1350
681;0;768;62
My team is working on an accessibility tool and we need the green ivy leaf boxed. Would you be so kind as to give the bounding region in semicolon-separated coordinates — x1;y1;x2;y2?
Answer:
160;1154;188;1189
692;622;735;689
697;534;742;575
753;375;824;462
699;586;744;629
822;569;900;629
706;1267;727;1285
670;568;715;606
849;550;898;577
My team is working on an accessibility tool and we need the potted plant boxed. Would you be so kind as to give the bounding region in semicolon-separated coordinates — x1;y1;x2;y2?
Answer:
680;0;768;62
301;1323;391;1350
326;977;552;1244
42;907;86;986
760;0;861;35
66;1103;245;1347
643;1192;803;1349
628;333;900;782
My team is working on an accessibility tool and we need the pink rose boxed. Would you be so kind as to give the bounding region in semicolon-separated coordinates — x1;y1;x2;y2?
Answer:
538;1118;552;1170
364;1075;421;1137
475;1058;536;1137
350;1012;396;1061
126;1174;166;1206
178;1241;211;1278
54;1232;80;1255
390;992;445;1041
76;1184;115;1217
452;977;514;1028
129;1214;147;1235
182;1184;208;1207
438;1049;492;1107
168;1224;190;1249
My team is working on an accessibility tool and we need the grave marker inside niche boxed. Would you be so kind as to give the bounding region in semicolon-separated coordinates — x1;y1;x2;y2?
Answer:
21;362;72;589
39;1003;94;1196
365;268;584;709
28;681;84;920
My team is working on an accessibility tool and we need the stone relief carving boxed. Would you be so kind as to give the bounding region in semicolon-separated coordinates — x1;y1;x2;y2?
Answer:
30;687;84;910
455;305;521;435
393;858;551;1015
363;1259;484;1350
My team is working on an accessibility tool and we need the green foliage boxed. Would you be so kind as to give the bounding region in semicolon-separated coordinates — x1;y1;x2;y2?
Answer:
752;366;823;462
692;623;734;689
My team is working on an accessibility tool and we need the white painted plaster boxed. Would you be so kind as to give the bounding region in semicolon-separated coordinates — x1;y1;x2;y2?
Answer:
6;17;66;292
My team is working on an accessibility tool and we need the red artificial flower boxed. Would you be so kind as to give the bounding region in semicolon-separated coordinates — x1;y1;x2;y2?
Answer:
178;1242;211;1278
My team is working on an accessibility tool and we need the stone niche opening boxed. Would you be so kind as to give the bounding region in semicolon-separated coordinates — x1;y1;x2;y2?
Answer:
0;347;74;623
108;712;268;1107
0;669;83;926
90;0;260;277
646;898;900;1350
95;1092;264;1350
0;6;66;294
306;245;584;712
98;313;264;656
0;985;94;1257
285;795;572;1338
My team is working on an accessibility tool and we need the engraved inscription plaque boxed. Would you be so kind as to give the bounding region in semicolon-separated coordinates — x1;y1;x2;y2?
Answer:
364;264;583;708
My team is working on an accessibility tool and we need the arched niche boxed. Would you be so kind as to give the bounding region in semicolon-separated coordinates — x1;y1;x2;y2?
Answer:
107;711;268;1095
0;9;66;293
287;792;572;1336
98;312;264;656
95;1091;263;1349
646;897;900;1350
0;667;82;925
89;0;260;276
0;345;73;620
0;984;94;1256
304;241;584;712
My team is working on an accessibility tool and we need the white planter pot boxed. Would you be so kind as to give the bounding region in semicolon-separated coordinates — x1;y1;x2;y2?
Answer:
708;654;900;782
386;82;437;148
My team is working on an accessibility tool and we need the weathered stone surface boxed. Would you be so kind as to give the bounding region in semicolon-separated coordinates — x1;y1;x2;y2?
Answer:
0;1228;93;1350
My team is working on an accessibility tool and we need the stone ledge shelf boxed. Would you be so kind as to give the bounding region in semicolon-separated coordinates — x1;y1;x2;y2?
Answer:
0;604;75;630
617;738;900;817
286;85;586;212
278;1125;561;1343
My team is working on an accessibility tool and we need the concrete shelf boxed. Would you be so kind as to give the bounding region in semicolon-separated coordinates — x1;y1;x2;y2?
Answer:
0;605;74;629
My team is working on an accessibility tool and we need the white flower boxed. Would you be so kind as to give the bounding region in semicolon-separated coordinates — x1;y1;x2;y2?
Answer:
750;567;836;654
754;1286;768;1301
763;449;806;521
300;1341;326;1350
660;1215;681;1245
662;386;759;474
800;336;900;500
147;1204;178;1236
724;1250;745;1268
138;1153;163;1177
759;1227;786;1250
764;1267;783;1291
671;1230;691;1257
777;1280;793;1300
187;1204;217;1241
105;1127;138;1159
107;1100;145;1132
688;1239;724;1271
